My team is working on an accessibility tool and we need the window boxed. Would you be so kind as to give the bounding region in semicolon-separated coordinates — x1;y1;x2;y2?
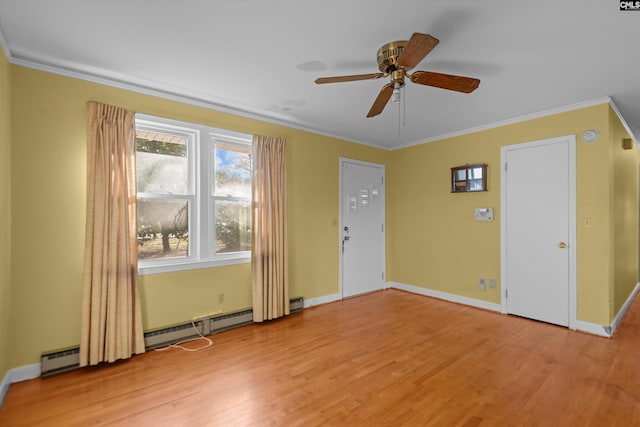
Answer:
213;141;252;254
135;114;252;274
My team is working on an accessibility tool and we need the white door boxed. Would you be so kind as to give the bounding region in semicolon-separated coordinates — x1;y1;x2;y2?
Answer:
501;135;576;327
340;159;385;298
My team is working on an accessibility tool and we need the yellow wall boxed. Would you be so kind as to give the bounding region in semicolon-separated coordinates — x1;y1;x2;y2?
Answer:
0;45;11;382
610;106;639;315
388;103;634;326
5;63;638;371
8;66;388;367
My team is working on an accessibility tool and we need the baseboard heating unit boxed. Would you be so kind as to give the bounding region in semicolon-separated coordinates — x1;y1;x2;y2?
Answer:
40;296;304;376
40;347;81;377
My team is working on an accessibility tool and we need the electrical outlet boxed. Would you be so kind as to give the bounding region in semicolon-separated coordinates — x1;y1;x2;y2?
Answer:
479;278;486;291
219;293;225;304
489;278;496;288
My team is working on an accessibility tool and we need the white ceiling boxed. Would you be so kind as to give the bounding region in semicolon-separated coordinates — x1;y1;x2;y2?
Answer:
1;0;639;149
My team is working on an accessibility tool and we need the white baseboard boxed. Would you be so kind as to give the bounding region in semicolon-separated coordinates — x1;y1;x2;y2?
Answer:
386;280;639;338
0;372;9;407
573;282;640;338
0;363;40;407
389;282;501;312
303;292;341;309
2;282;635;407
303;283;503;313
574;320;611;337
610;282;640;335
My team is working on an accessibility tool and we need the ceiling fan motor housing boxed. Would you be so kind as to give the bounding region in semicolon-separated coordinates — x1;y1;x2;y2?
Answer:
376;40;408;73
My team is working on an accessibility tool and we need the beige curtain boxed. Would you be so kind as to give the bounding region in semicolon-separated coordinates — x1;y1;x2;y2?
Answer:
252;135;289;322
80;101;145;366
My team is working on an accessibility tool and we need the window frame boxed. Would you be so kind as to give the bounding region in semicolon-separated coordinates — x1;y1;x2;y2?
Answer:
135;114;252;276
209;131;253;257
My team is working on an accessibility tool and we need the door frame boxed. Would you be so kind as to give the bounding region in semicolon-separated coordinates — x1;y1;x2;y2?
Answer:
339;157;386;299
500;135;577;329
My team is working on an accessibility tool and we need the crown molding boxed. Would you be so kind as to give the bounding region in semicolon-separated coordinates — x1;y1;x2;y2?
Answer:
608;97;639;148
0;24;10;62
8;50;389;150
7;49;634;152
393;97;614;150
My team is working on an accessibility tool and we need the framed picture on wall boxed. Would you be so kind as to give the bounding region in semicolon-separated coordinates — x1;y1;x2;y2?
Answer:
451;164;487;193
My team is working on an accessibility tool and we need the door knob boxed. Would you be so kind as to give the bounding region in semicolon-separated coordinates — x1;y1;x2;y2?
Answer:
557;242;567;248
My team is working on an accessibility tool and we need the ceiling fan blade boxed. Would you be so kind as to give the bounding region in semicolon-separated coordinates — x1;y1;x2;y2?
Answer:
410;71;480;93
367;83;394;118
315;73;384;84
397;33;439;69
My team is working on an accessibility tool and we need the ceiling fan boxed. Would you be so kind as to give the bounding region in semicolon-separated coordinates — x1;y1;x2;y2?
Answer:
315;33;480;118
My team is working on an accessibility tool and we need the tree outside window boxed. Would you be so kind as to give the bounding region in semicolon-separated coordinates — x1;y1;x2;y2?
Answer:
136;132;190;260
134;116;253;274
213;142;252;254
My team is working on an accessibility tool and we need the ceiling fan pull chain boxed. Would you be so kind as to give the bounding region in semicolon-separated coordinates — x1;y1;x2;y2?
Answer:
402;86;406;128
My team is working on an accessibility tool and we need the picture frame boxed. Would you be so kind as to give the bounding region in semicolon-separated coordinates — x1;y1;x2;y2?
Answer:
451;164;487;193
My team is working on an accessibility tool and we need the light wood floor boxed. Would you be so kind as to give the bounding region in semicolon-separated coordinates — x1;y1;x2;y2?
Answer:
2;289;640;426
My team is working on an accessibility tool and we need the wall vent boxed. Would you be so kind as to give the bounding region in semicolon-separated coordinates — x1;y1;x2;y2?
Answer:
40;297;304;376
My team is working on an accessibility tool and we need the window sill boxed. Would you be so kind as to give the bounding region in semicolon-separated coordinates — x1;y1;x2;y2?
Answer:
138;255;250;276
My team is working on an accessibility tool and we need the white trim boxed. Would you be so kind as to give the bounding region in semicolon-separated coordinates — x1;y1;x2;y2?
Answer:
0;32;9;63
138;256;249;276
610;282;640;336
608;98;640;148
0;363;41;407
568;138;578;329
134;113;253;274
578;282;640;337
9;51;386;151
8;363;40;383
303;292;341;309
389;282;501;312
574;321;611;338
339;158;386;299
8;52;632;153
393;97;612;150
500;135;578;328
0;372;8;406
338;158;345;300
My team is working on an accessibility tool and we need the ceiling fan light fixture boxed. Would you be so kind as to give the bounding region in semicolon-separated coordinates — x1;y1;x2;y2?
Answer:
392;89;401;104
392;83;401;104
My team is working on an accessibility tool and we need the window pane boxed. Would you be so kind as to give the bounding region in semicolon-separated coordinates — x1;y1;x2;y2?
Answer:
469;167;483;179
136;131;188;194
214;143;251;198
137;198;189;259
215;200;251;254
